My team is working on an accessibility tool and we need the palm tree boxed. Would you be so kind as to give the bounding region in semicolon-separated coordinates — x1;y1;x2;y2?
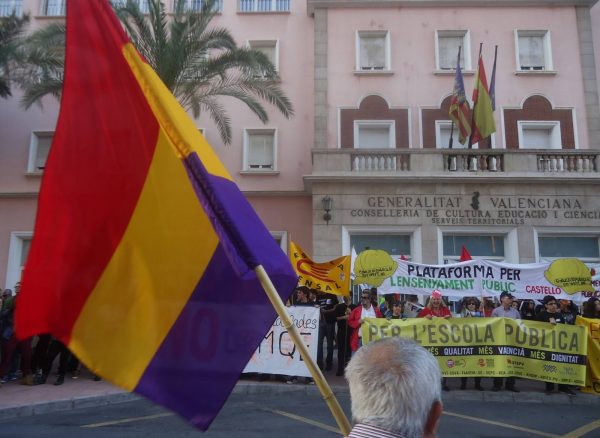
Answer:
17;0;293;144
0;12;30;98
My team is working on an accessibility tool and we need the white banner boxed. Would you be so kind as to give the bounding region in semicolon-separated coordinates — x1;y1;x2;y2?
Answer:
372;258;594;301
243;306;319;377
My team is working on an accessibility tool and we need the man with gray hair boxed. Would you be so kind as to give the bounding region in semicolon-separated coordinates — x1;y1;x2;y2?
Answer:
345;337;443;438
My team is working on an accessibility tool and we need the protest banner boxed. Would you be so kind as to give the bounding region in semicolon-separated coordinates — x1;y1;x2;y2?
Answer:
362;317;587;385
361;253;594;301
244;306;319;377
577;316;600;395
290;242;350;296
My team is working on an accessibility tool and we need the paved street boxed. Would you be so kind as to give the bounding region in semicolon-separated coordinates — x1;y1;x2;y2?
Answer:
1;392;599;438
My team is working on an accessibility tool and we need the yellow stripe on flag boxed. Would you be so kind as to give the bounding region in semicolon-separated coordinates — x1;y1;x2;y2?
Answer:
70;130;219;389
121;43;232;181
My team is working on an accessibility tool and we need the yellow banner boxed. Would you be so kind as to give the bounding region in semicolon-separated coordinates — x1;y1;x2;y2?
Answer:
362;318;587;385
576;316;600;395
289;241;350;296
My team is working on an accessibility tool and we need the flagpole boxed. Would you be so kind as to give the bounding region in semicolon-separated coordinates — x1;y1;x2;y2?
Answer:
468;43;483;149
255;265;352;436
447;45;462;150
489;45;498;112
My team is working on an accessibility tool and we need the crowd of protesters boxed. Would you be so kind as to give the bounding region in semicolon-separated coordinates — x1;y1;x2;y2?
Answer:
286;285;600;394
0;284;101;388
3;279;600;392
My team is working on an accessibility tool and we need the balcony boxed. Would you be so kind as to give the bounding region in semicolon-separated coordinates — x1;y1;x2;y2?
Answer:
306;148;600;186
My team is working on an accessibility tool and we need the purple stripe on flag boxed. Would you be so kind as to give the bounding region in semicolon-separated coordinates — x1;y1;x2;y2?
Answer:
134;243;294;430
183;152;294;277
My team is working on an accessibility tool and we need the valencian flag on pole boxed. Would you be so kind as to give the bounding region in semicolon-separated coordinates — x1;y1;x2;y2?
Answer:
448;53;471;144
470;53;496;145
15;0;297;431
289;242;350;296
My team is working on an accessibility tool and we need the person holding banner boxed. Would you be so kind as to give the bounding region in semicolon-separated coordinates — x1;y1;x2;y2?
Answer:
537;296;576;396
418;290;451;391
491;291;520;393
583;297;600;318
418;290;451;320
460;298;485;391
348;290;382;353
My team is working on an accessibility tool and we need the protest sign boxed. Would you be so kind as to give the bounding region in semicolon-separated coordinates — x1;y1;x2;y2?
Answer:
244;306;319;377
290;242;350;296
362;317;587;385
577;316;600;395
364;255;593;301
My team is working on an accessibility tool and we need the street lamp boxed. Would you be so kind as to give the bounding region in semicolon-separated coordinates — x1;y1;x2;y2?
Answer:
322;195;333;225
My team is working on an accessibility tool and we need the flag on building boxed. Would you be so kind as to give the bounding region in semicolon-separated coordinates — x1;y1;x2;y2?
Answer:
448;54;471;144
470;53;496;145
290;242;350;296
351;246;358;280
15;0;297;431
460;245;473;262
489;46;498;111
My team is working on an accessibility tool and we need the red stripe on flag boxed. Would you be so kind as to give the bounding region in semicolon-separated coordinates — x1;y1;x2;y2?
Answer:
16;0;159;342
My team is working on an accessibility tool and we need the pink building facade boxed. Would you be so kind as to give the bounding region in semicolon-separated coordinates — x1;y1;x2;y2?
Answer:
1;0;600;294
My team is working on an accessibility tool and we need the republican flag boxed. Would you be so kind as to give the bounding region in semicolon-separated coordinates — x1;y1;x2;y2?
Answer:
470;53;496;145
289;242;350;296
15;0;297;430
448;53;471;145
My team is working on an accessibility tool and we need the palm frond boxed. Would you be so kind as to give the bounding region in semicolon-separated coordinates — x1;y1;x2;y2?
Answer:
14;0;294;144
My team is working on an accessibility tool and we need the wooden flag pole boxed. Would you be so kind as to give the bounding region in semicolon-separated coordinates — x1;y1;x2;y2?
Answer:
255;265;352;436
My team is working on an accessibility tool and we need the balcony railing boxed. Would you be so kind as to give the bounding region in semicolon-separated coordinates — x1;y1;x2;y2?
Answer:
0;0;21;17
311;148;600;176
239;0;290;12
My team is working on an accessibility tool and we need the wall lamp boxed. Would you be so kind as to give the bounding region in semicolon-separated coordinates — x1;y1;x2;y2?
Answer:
322;195;333;225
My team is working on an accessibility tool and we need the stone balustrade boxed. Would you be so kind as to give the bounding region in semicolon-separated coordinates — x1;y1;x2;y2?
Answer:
311;148;600;175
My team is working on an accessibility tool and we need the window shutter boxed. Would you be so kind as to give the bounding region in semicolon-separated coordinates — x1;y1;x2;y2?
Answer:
519;35;544;69
248;132;274;169
360;35;386;70
438;35;464;69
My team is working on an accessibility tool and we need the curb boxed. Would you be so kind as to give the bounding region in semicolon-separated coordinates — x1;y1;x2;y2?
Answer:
0;382;597;422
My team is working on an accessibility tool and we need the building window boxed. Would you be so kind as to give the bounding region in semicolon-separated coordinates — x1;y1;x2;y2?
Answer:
443;234;505;263
538;236;600;261
28;131;53;173
6;232;31;289
248;40;279;75
518;121;561;149
41;0;65;16
243;129;276;171
271;231;288;253
0;0;22;16
239;0;290;13
515;30;552;71
351;234;411;257
354;121;395;149
179;0;223;12
435;30;470;70
111;0;149;13
356;30;390;72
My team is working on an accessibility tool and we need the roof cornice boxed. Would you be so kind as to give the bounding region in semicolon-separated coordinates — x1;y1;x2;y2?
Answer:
307;0;599;15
